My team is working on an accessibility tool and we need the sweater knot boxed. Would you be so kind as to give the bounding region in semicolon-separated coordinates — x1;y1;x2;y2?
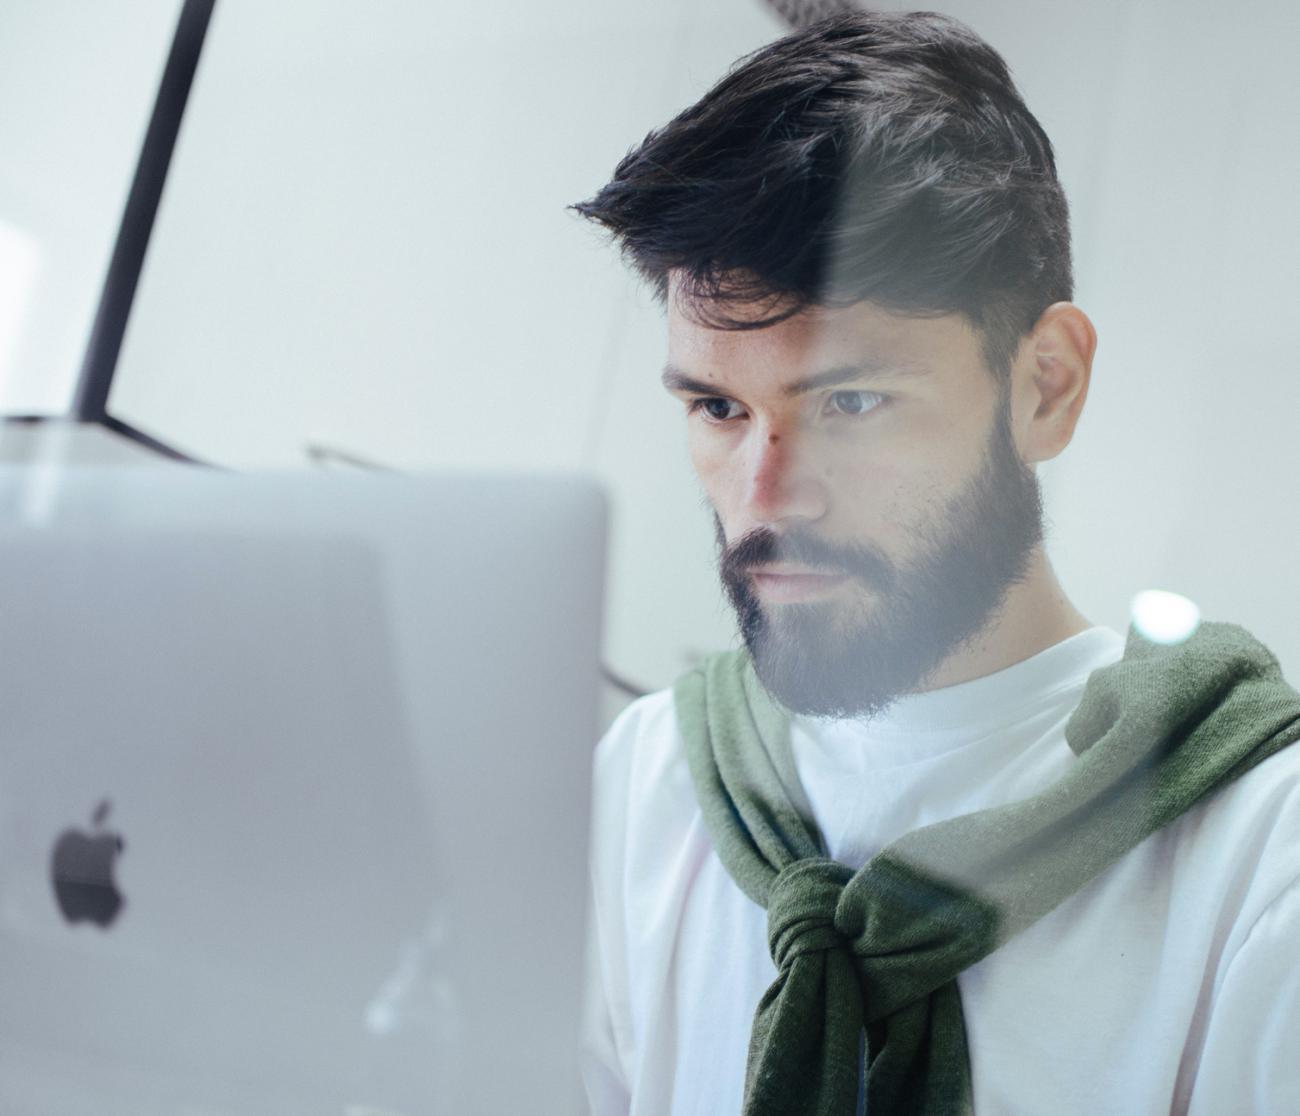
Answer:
766;858;856;973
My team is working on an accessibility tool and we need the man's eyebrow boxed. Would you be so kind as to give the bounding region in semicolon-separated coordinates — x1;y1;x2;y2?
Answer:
782;362;931;395
661;360;930;397
662;366;727;395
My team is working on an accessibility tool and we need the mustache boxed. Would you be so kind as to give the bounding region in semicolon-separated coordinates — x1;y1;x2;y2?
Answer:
719;526;897;591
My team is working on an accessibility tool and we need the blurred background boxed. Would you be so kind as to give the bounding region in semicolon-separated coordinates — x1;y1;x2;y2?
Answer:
2;0;1297;720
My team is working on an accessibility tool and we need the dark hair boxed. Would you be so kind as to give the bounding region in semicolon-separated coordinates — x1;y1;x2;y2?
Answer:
573;11;1072;377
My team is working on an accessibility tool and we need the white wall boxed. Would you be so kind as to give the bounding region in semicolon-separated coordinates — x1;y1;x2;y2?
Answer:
0;0;180;414
5;0;1298;709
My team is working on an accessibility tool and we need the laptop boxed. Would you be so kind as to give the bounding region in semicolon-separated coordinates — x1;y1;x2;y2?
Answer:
0;465;605;1115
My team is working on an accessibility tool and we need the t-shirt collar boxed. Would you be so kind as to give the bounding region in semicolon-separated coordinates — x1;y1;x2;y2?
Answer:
795;625;1125;739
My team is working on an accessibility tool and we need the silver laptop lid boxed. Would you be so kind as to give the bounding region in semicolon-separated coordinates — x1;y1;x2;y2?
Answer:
0;467;605;1115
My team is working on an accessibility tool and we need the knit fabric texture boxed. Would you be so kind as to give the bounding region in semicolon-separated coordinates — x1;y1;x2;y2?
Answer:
673;621;1300;1115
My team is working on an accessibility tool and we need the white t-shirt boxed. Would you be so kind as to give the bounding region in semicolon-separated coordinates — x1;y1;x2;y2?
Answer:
582;627;1300;1115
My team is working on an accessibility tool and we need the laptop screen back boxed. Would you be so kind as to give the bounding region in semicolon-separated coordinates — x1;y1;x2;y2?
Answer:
0;467;605;1115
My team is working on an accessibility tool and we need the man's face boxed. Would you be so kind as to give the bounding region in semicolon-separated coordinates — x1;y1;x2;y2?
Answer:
664;293;1044;718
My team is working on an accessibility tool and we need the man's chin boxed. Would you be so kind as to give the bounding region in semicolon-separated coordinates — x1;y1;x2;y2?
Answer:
742;618;914;720
746;648;908;720
752;596;875;646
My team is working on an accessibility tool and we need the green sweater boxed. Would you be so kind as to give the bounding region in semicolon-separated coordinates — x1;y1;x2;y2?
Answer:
673;621;1300;1115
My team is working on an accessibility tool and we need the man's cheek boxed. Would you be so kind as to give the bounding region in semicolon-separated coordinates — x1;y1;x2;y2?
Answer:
688;439;730;491
695;468;743;537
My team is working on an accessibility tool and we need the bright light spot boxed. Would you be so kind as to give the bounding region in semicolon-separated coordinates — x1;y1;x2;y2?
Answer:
1130;589;1201;644
0;219;42;387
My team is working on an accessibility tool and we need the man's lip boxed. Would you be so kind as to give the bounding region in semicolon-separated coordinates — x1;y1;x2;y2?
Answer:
749;568;849;602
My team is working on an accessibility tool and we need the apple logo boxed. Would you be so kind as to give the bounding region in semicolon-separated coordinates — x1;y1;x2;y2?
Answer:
51;799;126;928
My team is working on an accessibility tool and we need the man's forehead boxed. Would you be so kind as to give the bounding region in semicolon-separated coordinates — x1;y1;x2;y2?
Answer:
662;355;933;398
665;291;969;389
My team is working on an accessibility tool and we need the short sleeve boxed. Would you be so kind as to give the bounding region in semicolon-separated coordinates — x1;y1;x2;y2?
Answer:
579;704;647;1115
581;894;633;1115
1184;877;1300;1113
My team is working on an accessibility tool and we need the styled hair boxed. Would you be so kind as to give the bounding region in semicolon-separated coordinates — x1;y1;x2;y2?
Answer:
573;11;1072;376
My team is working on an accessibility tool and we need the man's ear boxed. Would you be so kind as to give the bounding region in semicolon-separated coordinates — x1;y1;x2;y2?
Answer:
1011;302;1096;464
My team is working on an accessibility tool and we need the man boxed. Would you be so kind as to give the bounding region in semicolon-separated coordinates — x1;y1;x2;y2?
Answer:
574;12;1300;1115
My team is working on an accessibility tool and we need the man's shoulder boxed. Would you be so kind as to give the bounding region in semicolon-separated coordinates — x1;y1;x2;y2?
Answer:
596;685;681;775
592;684;697;837
1173;736;1300;927
593;647;756;815
1198;730;1300;839
588;684;721;930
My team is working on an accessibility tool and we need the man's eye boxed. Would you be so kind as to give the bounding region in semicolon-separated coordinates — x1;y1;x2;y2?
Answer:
825;390;885;417
690;397;744;422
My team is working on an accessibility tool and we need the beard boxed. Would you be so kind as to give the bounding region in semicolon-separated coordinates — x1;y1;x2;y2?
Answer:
716;389;1044;719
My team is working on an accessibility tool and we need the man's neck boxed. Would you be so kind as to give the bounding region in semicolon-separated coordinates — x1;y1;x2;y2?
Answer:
920;550;1093;692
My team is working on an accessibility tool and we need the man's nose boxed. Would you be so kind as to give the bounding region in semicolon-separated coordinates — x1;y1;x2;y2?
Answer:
742;421;828;524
